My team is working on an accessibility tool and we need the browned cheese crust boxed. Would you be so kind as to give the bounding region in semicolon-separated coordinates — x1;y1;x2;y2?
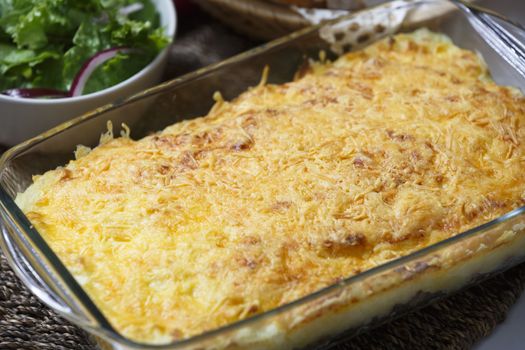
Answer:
16;29;525;343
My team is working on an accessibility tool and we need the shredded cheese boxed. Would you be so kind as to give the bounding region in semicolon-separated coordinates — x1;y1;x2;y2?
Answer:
15;29;525;343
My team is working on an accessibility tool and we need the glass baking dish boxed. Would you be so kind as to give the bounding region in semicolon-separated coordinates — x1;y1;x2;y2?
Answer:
1;1;525;349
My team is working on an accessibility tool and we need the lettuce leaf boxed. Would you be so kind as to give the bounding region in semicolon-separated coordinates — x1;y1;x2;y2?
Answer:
0;0;169;94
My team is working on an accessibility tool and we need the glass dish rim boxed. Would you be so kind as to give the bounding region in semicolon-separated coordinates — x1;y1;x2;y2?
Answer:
1;0;525;348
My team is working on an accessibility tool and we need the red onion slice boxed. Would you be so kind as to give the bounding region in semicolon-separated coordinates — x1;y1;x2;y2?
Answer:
3;47;132;99
1;88;70;99
70;47;130;97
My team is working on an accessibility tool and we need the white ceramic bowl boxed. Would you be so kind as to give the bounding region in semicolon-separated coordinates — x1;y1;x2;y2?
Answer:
0;0;177;146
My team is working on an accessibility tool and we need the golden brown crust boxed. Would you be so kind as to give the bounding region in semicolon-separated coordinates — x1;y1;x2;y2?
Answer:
16;29;525;343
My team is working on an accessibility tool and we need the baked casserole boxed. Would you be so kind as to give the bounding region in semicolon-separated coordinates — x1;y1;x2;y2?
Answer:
15;29;525;344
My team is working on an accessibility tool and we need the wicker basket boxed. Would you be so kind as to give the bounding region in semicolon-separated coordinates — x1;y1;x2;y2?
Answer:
193;0;313;40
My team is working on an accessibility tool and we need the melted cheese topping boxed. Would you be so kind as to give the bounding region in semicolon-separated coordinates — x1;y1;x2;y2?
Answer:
16;29;525;343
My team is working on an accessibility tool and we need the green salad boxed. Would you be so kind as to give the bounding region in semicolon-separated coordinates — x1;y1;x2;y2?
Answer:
0;0;169;97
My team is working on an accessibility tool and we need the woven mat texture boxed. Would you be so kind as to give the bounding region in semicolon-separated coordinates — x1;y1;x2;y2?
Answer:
1;7;525;350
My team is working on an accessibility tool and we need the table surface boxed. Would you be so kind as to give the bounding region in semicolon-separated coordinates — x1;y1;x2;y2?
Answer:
476;294;525;349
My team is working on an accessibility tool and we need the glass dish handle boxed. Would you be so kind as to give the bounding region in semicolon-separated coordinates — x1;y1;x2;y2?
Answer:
451;0;525;78
1;224;92;327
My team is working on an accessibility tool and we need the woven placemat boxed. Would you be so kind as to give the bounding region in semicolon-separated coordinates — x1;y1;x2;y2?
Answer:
1;7;525;350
